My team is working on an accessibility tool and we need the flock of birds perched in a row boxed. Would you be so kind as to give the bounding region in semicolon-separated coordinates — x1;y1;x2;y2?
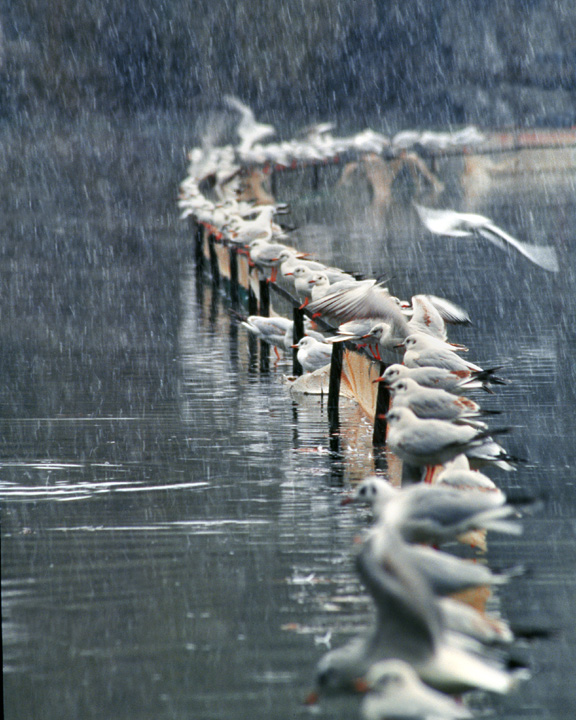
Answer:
178;98;548;719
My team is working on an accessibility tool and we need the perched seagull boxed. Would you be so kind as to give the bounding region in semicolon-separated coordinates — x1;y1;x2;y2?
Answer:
292;336;333;372
278;251;327;278
346;476;519;545
360;322;408;360
284;264;351;306
385;407;517;476
225;205;280;244
376;363;507;395
435;456;502;493
388;377;500;426
414;203;559;273
369;532;516;596
311;530;526;697
248;239;299;281
398;334;488;373
439;597;514;647
361;660;473;720
223;95;276;151
241;315;294;360
309;272;359;302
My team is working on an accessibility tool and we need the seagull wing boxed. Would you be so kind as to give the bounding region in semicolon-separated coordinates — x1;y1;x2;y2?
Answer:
409;295;447;340
308;282;410;331
413;204;475;237
425;295;471;325
478;224;559;272
223;95;255;122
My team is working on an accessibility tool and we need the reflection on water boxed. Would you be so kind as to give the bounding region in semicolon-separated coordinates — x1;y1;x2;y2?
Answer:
2;123;576;720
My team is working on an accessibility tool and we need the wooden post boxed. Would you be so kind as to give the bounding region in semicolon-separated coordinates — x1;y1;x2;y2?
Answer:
258;278;271;370
292;307;304;376
193;220;204;272
248;281;258;316
312;164;319;191
229;247;239;306
208;233;220;286
372;362;390;446
259;279;270;317
328;341;343;435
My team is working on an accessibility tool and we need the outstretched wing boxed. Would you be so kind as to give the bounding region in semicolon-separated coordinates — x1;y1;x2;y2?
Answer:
478;224;559;273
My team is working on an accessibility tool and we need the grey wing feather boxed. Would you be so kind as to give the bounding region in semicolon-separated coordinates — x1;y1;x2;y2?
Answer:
480;224;559;272
425;295;471;325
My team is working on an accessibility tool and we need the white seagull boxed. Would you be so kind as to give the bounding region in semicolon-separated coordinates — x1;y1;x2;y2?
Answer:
414;203;559;272
347;476;519;545
388;377;499;426
291;336;333;372
375;363;507;395
361;660;473;720
223;95;276;151
385;407;518;476
312;530;527;697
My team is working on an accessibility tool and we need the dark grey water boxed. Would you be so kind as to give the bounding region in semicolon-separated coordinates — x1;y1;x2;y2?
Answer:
2;116;576;720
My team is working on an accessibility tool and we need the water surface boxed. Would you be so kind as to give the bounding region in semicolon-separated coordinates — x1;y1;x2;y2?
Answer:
2;118;576;719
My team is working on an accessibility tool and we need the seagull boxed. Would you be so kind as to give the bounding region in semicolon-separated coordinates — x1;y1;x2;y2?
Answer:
248;239;300;281
439;597;514;647
223;95;276;151
311;529;526;697
361;660;473;720
224;205;280;244
388;377;500;426
398;334;487;373
284;264;351;305
375;363;507;395
369;531;516;596
309;272;359;302
385;407;517;476
346;476;519;545
291;336;333;372
241;315;294;359
414;203;559;273
435;456;502;493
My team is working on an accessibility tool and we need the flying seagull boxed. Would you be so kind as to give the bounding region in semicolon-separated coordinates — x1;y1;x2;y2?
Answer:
414;203;559;273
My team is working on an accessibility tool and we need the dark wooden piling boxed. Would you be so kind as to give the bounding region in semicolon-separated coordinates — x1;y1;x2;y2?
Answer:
270;169;278;198
229;247;239;306
194;221;205;272
248;280;258;316
312;164;320;191
208;234;220;286
372;362;390;446
328;341;344;435
258;278;271;370
259;279;270;317
292;306;305;376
